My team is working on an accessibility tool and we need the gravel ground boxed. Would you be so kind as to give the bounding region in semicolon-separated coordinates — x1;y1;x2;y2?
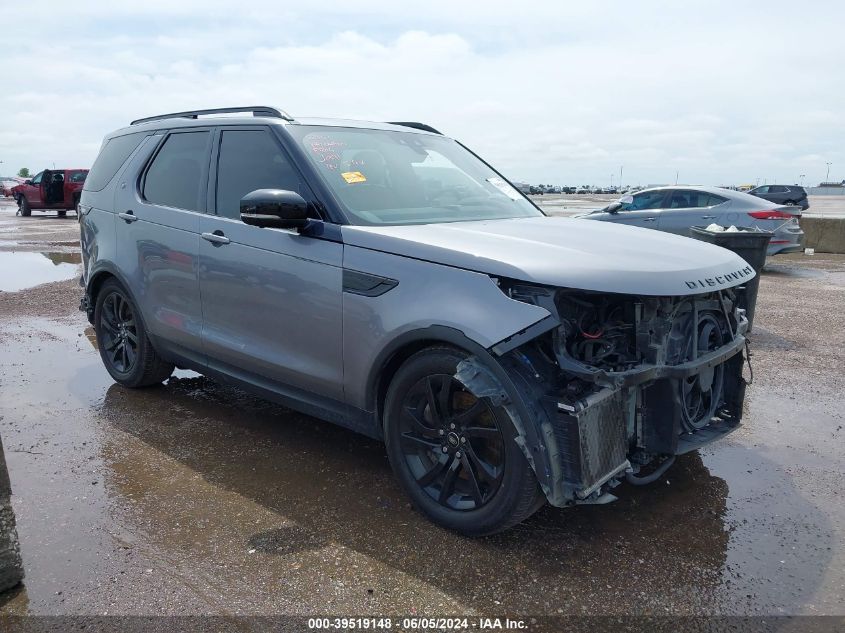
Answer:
0;199;843;625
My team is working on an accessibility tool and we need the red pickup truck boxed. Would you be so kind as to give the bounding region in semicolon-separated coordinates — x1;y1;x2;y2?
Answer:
12;169;89;217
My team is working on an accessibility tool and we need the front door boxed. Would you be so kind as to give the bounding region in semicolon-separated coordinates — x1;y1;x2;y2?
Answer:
22;171;45;206
198;126;344;403
600;189;668;229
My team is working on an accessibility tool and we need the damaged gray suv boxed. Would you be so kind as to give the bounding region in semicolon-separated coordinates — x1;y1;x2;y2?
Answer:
80;106;753;535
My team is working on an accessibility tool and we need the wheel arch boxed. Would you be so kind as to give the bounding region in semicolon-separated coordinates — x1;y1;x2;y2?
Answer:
369;325;493;426
84;263;136;323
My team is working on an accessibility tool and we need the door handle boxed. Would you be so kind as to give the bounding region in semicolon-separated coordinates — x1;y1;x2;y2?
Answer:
201;231;230;245
118;211;137;223
642;217;657;222
701;215;717;220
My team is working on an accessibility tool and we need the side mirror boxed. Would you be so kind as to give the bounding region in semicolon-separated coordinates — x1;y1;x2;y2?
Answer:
24;180;32;186
606;202;623;214
240;189;310;230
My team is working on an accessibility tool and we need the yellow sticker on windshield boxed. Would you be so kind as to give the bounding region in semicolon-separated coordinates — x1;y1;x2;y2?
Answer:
341;171;367;184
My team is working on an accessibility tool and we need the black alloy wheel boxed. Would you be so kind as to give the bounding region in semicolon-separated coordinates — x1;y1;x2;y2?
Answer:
99;290;138;374
398;374;505;511
93;278;174;388
384;347;544;536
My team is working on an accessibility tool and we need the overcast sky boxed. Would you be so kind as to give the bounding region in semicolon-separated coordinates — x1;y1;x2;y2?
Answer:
1;0;842;186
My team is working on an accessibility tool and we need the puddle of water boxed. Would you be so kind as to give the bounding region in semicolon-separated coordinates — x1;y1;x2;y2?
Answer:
0;251;81;291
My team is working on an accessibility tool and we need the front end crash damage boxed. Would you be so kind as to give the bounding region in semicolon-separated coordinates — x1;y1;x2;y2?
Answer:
458;282;750;507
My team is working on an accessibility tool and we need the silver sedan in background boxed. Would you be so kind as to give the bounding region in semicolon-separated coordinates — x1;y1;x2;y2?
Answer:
576;185;804;255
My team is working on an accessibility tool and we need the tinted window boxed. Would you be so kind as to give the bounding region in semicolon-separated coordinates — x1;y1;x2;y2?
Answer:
85;133;146;192
755;186;769;194
143;132;209;211
769;185;788;193
703;193;728;206
215;130;301;220
668;191;727;208
68;170;87;183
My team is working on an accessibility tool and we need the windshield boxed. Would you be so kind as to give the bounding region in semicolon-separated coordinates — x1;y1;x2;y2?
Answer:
287;125;543;225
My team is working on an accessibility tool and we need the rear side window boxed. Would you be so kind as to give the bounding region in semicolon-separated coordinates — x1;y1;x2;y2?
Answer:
67;170;87;183
143;132;210;212
84;133;146;192
669;191;727;208
215;130;302;220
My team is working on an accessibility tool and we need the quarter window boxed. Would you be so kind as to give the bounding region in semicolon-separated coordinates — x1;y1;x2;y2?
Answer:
85;132;146;192
215;130;302;220
143;132;210;212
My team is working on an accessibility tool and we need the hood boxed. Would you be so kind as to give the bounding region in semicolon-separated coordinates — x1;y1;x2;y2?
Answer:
342;216;756;296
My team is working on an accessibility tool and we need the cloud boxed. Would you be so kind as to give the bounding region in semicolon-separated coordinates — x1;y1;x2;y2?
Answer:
1;0;843;185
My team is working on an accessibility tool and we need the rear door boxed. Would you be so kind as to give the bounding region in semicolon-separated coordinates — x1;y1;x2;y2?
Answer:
198;126;344;402
113;129;209;363
658;190;730;235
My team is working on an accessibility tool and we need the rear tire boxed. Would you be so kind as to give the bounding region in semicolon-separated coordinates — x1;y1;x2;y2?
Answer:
19;197;31;217
784;199;796;206
94;279;174;388
58;210;67;217
384;346;544;536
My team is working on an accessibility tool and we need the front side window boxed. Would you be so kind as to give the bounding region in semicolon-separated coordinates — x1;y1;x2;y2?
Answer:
754;186;769;194
620;190;666;211
215;130;302;220
143;132;209;212
287;125;542;226
31;171;44;185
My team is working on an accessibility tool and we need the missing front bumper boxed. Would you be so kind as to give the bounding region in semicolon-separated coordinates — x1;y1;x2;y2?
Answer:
538;342;748;504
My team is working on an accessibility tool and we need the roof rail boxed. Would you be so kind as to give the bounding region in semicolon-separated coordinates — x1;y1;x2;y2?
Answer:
386;121;442;134
130;106;294;126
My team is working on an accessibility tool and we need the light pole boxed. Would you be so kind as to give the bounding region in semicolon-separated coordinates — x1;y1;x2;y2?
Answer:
825;162;832;182
675;170;679;185
799;174;806;186
620;165;623;188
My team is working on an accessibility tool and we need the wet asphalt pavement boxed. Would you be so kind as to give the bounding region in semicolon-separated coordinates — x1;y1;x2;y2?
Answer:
0;199;843;619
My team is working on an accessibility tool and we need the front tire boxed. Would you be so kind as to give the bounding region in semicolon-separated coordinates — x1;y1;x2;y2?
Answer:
58;210;67;217
18;197;31;217
384;346;544;536
94;279;174;388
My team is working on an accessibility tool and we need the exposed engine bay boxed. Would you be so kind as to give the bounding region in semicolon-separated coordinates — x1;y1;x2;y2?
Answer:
479;280;750;506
